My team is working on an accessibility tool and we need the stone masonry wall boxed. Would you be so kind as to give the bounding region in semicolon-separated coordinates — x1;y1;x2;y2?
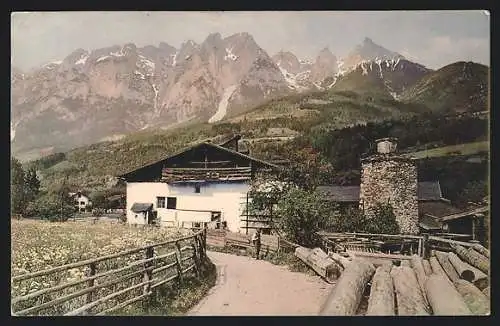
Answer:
360;155;419;234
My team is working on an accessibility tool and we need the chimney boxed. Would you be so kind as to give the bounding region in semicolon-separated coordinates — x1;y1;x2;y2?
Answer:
375;137;398;154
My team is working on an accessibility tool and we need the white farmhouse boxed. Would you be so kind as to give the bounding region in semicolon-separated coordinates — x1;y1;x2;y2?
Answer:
117;136;280;233
69;191;92;213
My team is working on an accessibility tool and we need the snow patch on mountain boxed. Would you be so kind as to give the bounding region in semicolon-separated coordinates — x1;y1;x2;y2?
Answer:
277;66;310;90
337;59;348;76
110;49;125;57
96;56;111;63
151;83;160;116
137;55;155;74
75;53;89;65
224;47;238;61
360;62;369;75
209;85;238;123
42;61;62;69
327;77;337;88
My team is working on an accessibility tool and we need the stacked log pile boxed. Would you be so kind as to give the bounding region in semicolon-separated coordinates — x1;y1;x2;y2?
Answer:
295;242;490;316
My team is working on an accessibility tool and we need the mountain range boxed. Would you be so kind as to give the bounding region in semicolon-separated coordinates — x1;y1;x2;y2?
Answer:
11;34;489;159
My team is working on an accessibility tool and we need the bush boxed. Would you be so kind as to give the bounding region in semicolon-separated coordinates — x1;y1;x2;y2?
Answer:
324;203;399;235
326;207;367;233
92;208;105;217
275;187;333;247
364;203;400;234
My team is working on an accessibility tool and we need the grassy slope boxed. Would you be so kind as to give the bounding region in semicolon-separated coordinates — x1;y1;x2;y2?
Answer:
406;141;489;159
400;61;489;113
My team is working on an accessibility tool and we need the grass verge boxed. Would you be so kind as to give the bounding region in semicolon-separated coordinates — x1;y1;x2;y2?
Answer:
109;258;217;316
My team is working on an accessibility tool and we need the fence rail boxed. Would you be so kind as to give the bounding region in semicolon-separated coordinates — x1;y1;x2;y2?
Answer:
205;230;295;254
318;231;481;258
11;229;207;316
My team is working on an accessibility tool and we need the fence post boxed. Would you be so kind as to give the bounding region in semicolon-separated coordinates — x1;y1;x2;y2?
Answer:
174;241;183;287
142;246;154;311
86;262;97;304
417;238;423;257
422;233;430;259
277;235;281;257
201;228;207;258
192;236;201;279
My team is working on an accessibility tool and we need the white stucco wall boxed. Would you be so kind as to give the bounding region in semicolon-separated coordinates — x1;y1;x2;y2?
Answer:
126;182;250;233
73;194;91;211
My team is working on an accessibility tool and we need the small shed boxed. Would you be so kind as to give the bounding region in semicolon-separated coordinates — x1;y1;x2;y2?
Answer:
130;203;154;224
440;206;488;241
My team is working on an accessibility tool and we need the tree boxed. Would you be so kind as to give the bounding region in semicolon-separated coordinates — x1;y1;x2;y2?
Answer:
275;187;334;247
89;191;109;210
25;192;75;221
24;167;41;203
10;158;26;215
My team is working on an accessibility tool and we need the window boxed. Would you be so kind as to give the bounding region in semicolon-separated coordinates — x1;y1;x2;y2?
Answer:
167;197;177;209
80;201;85;206
194;184;201;193
157;197;166;208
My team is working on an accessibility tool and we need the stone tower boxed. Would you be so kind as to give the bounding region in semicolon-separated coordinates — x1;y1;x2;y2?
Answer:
359;138;419;234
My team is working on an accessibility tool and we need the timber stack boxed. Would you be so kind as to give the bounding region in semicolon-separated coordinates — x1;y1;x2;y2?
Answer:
295;239;490;316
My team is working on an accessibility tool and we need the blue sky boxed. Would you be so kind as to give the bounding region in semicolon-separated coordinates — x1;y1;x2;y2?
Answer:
11;11;490;71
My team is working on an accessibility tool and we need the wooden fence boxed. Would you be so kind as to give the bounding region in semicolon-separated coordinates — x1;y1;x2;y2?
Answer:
206;230;295;254
11;229;208;316
318;231;480;258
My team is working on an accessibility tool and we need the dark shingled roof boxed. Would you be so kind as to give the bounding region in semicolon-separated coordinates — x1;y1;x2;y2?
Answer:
419;201;463;218
130;203;153;213
418;181;443;201
316;186;360;202
318;181;445;202
419;215;442;231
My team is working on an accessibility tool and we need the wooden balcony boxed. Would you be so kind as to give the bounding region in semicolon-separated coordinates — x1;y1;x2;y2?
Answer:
161;167;252;183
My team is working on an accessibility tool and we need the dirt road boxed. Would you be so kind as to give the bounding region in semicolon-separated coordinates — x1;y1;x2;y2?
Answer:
188;251;333;316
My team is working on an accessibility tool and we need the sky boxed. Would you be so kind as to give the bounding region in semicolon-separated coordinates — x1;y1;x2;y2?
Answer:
11;11;490;71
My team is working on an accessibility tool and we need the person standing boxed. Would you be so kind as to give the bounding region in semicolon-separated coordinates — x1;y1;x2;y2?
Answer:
251;228;262;260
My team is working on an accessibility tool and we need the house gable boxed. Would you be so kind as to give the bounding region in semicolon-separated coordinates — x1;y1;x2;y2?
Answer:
118;142;279;182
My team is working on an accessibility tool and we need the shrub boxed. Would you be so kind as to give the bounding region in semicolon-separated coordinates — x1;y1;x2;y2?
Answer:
326;207;367;233
92;208;105;217
364;203;400;235
275;187;333;247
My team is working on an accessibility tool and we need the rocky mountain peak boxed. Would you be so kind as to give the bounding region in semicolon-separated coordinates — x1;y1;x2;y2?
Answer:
271;51;302;74
309;47;338;84
345;37;404;70
363;37;375;45
159;42;176;52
